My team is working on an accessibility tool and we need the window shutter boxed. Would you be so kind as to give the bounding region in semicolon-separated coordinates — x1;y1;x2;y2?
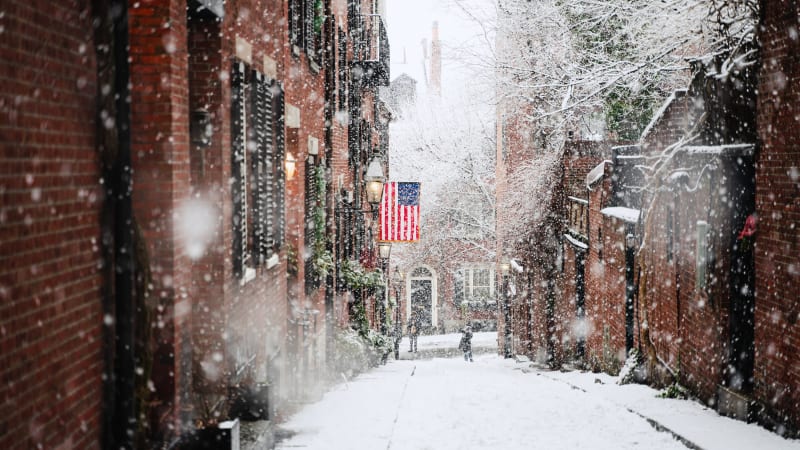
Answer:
231;62;247;278
253;72;274;264
304;157;317;291
696;220;708;290
274;84;286;248
305;157;317;249
338;28;347;111
304;0;316;57
454;269;464;304
289;0;301;48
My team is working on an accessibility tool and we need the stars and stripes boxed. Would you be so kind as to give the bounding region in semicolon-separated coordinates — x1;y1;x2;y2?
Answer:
379;182;420;242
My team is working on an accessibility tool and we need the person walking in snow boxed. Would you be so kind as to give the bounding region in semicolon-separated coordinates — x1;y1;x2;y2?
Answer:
459;325;473;362
408;319;419;353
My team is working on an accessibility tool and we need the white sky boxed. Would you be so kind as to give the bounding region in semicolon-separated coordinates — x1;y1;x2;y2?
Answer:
386;0;495;99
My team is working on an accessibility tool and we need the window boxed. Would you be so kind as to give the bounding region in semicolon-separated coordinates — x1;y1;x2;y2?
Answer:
231;62;285;280
472;269;491;298
455;267;495;304
696;220;708;290
289;0;322;61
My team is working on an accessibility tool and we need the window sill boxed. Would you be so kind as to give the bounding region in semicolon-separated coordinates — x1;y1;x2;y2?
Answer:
265;253;280;270
240;267;256;286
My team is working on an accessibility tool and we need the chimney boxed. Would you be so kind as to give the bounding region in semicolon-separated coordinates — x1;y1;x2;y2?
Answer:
430;21;441;96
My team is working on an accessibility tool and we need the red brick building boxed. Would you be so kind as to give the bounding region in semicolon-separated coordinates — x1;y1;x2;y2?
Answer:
0;0;391;448
1;3;105;449
754;0;800;431
498;0;800;435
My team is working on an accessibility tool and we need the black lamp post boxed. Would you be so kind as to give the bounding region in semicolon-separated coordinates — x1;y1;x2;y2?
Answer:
500;262;512;358
378;242;391;335
392;267;404;360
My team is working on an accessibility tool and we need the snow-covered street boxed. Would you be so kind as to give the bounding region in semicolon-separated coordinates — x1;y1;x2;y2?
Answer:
277;334;800;450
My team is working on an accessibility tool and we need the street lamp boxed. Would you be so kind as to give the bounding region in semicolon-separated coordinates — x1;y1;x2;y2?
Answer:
392;267;405;360
499;261;512;358
364;155;386;214
377;242;392;335
285;152;297;180
378;242;392;261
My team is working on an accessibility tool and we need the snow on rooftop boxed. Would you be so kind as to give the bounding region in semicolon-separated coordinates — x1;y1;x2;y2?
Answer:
601;207;640;223
683;143;755;155
667;170;690;183
564;233;589;249
640;89;688;142
585;160;611;188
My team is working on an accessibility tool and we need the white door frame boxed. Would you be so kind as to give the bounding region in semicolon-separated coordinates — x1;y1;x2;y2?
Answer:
406;265;438;328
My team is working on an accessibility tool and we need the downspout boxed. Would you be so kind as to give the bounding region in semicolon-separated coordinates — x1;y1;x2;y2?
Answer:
93;0;136;448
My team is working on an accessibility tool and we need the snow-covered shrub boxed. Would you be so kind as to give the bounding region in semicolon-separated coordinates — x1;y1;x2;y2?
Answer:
366;330;393;364
617;349;642;385
332;329;372;378
658;382;689;400
332;329;392;380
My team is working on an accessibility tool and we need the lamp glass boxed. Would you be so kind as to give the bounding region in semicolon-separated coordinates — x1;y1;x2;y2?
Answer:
364;155;386;206
285;152;297;180
378;242;392;260
366;179;383;205
500;263;511;275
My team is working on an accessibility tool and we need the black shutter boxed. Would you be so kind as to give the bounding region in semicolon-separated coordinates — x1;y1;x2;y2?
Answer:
338;27;347;112
304;158;317;249
253;71;274;264
231;62;246;278
454;269;465;304
305;159;318;291
304;0;315;57
289;0;300;48
274;84;286;248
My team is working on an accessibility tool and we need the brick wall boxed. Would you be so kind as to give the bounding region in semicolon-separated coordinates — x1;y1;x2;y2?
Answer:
0;1;104;448
128;0;194;436
559;141;609;367
636;93;741;399
755;0;800;429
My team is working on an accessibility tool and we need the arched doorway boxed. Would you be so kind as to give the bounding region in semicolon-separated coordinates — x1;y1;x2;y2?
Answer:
407;265;437;332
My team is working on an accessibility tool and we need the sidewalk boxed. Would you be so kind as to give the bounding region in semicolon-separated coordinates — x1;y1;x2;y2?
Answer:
396;331;498;360
405;333;798;449
530;364;800;450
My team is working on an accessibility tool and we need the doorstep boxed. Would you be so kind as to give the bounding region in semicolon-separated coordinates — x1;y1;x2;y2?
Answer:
716;385;752;422
240;420;275;450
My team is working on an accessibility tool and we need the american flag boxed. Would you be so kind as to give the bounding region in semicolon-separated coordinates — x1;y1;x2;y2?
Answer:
379;182;420;242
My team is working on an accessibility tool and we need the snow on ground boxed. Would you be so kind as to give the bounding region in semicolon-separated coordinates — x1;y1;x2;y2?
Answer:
276;333;800;450
547;370;800;450
409;331;498;351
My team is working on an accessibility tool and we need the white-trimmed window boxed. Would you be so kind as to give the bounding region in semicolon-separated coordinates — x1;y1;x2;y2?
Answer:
454;266;495;304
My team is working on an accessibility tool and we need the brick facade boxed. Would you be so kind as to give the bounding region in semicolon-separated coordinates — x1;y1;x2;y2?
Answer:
754;0;800;430
1;0;392;446
0;2;104;448
497;0;800;435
